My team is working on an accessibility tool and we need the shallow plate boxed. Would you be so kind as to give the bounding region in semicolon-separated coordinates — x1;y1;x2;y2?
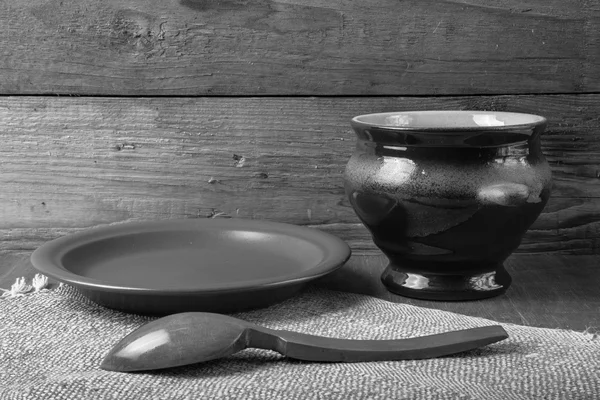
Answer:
31;219;351;315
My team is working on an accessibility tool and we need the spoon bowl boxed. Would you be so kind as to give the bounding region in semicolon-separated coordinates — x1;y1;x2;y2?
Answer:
102;313;250;371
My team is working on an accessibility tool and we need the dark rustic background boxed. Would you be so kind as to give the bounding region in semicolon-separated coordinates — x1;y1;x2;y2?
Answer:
1;0;599;255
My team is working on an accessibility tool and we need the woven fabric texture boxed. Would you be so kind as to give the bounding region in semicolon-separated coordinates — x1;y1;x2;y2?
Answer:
1;285;599;400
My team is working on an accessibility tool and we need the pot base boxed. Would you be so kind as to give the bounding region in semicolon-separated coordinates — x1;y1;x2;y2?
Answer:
381;262;511;301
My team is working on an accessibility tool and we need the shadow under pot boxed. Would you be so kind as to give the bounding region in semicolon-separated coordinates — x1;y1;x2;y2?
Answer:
344;110;552;301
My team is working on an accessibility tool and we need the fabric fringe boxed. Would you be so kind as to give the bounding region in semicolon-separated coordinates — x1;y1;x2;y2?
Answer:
0;274;49;298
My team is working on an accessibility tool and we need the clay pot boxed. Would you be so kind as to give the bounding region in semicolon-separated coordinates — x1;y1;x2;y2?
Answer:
344;111;552;300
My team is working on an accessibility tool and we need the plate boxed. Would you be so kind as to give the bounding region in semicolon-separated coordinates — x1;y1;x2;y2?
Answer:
31;219;351;315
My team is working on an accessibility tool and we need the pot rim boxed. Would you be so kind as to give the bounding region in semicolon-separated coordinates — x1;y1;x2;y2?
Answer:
351;110;547;132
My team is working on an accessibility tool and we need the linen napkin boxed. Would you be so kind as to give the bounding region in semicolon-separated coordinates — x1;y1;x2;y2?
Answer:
1;281;599;400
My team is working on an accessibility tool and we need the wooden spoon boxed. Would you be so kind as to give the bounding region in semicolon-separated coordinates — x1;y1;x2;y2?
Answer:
100;312;508;372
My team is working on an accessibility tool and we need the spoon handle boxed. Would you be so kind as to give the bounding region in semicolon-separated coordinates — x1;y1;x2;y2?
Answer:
248;325;508;362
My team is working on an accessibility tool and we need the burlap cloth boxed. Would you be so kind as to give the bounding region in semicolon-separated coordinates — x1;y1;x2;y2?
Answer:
1;284;599;400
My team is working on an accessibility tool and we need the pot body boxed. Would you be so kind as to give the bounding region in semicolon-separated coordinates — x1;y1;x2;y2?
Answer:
344;111;552;300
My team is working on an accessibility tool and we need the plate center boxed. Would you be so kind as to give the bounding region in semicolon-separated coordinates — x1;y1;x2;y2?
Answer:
61;230;324;290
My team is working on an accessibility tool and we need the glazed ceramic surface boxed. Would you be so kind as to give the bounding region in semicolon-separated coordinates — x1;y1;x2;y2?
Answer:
31;218;351;314
344;111;552;300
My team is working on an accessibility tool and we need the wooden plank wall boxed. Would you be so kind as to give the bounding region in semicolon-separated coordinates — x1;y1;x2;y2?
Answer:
1;0;599;255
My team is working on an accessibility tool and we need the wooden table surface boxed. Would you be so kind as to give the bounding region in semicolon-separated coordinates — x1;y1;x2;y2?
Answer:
2;250;598;332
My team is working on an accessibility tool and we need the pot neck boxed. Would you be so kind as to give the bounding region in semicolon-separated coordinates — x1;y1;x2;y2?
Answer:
357;140;539;163
351;123;545;148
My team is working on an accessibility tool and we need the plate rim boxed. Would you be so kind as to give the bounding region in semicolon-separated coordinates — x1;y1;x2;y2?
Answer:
30;218;352;295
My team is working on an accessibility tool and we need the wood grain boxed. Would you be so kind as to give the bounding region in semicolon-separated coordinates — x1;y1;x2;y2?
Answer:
3;251;599;331
0;95;598;254
1;0;599;95
318;253;600;331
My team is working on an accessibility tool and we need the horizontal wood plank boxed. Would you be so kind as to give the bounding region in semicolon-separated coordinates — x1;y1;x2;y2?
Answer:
319;253;600;331
0;94;599;254
2;251;599;330
1;0;599;95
